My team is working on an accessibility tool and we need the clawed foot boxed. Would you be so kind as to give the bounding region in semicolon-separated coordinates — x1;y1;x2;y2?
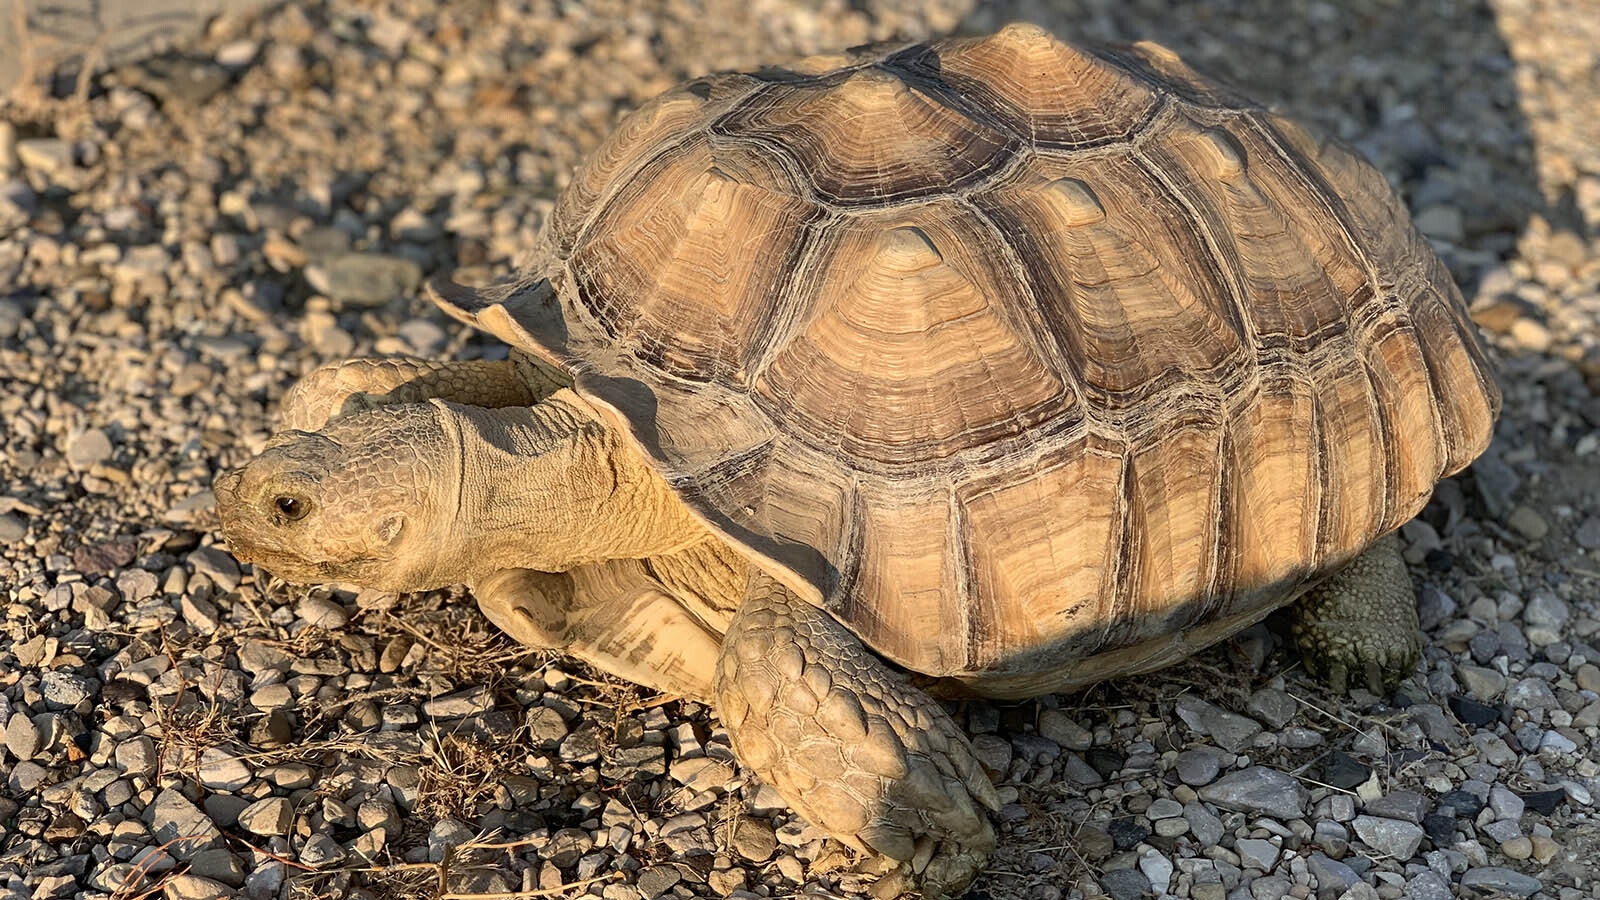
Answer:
717;575;999;899
1291;535;1421;695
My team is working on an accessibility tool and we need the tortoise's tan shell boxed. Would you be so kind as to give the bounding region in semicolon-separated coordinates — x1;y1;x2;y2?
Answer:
436;24;1500;685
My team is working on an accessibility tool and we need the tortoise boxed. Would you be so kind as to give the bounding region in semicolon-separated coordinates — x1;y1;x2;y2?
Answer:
214;24;1500;898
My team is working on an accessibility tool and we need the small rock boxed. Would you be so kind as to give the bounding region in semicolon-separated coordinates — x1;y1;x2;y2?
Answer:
197;748;251;791
1184;802;1224;847
1506;506;1548;541
296;595;349;628
1489;786;1525;822
1447;695;1499;727
423;686;493;717
187;547;240;591
299;833;345;867
1306;853;1359;898
67;428;114;470
1363;790;1429;824
1458;867;1541;896
1321;750;1370;790
1236;837;1279;870
1519;788;1564;814
1405;871;1453;900
1574;516;1600;550
1175;697;1262;752
306;252;422;307
1198;767;1308;820
1175;747;1222;786
429;818;475;862
1099;868;1150;900
1522;593;1569;630
970;733;1012;776
731;818;776;862
237;798;292;836
5;712;42;760
1456;665;1505;699
160;874;234;900
145;789;221;857
1352;815;1424;859
1245;688;1297;729
1138;850;1173;892
1036;709;1092;750
1529;833;1559;864
40;671;96;707
0;513;25;542
15;138;73;174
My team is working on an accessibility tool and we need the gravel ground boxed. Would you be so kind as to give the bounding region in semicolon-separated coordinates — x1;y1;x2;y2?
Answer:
3;1;1600;899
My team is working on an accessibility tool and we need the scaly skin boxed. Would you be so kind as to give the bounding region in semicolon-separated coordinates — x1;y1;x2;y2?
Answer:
1290;534;1422;694
716;574;999;899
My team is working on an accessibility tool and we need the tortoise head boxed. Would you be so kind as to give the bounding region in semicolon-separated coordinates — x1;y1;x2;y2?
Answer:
213;404;460;592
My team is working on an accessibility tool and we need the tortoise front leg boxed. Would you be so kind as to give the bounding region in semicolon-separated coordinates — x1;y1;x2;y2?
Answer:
716;573;998;899
281;355;564;431
1290;534;1422;694
474;565;722;701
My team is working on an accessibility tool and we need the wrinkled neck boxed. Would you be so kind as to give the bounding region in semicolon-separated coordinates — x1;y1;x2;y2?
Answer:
441;390;706;577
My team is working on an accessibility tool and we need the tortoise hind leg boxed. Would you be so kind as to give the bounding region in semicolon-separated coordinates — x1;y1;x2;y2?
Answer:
715;573;999;899
1290;534;1422;694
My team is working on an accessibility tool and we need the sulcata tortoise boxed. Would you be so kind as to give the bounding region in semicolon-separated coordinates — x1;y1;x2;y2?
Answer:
215;24;1500;898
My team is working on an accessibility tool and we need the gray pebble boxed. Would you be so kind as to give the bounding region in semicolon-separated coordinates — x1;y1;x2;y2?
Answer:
197;749;252;791
428;818;474;862
1575;516;1600;550
298;833;345;868
1236;838;1278;870
1306;852;1359;897
1489;785;1525;821
66;428;114;470
305;252;422;307
1176;697;1262;752
1363;790;1429;823
1199;767;1308;820
159;874;234;900
145;789;221;857
423;686;493;718
1244;688;1297;730
1099;868;1149;900
1184;801;1224;846
0;513;25;543
1405;871;1452;900
1458;867;1542;896
187;547;241;591
237;798;292;836
40;672;95;708
1036;709;1092;750
1175;747;1222;785
1352;815;1424;859
5;712;41;760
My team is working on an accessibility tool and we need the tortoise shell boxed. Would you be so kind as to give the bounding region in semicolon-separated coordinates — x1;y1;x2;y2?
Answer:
433;24;1500;691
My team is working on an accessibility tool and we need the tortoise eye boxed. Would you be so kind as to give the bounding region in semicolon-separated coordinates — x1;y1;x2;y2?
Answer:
274;496;309;520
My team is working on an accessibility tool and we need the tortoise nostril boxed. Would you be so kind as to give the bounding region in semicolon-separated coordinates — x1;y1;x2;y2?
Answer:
214;470;244;497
